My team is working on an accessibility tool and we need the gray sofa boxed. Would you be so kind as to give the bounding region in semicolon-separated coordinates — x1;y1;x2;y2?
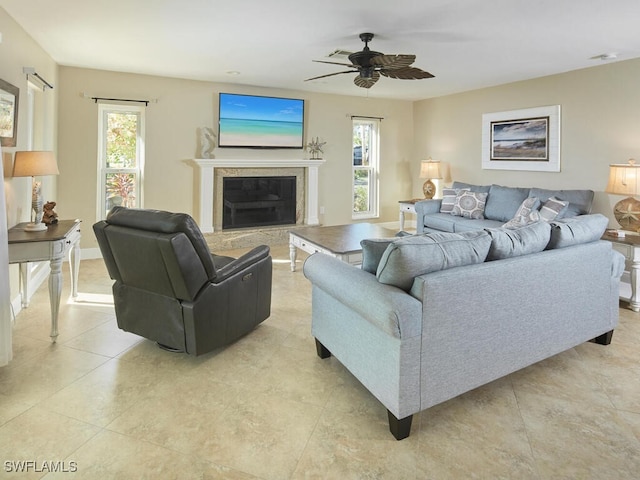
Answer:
415;181;595;233
303;214;623;440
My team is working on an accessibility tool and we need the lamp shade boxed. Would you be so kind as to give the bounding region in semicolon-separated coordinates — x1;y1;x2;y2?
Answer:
12;151;59;177
419;159;442;180
605;159;640;196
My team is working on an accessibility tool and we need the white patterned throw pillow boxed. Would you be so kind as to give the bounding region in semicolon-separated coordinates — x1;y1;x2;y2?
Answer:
503;197;540;229
440;187;470;213
539;196;569;222
451;191;488;219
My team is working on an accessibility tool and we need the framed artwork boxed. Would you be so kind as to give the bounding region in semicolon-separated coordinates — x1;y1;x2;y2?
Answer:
482;105;560;172
0;79;19;147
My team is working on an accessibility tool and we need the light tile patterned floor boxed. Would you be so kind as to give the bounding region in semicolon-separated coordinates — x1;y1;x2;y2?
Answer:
1;244;639;479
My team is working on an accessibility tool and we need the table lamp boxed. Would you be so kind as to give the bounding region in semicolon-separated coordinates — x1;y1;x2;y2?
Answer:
419;158;442;199
12;151;59;231
605;158;640;231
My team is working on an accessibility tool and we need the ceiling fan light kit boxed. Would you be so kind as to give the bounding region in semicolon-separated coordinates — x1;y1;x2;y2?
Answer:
305;33;434;89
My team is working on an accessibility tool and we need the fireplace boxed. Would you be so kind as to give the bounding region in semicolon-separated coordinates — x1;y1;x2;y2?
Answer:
222;176;296;229
190;158;325;233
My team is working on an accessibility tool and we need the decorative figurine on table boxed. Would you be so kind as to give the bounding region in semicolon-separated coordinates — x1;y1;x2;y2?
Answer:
42;201;59;225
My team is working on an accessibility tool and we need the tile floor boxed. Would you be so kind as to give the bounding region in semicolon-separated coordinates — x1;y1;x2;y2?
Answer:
1;243;640;479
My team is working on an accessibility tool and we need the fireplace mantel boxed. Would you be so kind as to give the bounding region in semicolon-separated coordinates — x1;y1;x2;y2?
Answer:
190;158;325;233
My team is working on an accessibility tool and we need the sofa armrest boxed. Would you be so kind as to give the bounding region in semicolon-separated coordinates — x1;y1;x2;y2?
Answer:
414;200;442;233
303;253;422;339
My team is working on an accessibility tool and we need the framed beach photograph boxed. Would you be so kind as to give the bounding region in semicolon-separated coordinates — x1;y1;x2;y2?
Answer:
0;79;19;147
482;105;560;172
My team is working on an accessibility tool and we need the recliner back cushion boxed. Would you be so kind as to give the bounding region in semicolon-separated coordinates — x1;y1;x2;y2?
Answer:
106;206;216;280
376;230;492;291
104;226;209;300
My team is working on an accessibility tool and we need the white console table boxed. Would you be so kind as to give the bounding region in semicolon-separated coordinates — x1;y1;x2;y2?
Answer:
8;219;82;342
399;199;421;231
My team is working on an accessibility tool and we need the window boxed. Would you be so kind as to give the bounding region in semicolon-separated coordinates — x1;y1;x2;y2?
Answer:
97;104;145;220
352;117;380;218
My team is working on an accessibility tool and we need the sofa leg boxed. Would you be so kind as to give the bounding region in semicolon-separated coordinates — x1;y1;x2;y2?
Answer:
315;339;332;359
387;410;412;440
591;330;614;345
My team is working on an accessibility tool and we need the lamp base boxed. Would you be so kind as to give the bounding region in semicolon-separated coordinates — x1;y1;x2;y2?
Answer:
613;196;640;231
23;222;47;232
422;179;436;199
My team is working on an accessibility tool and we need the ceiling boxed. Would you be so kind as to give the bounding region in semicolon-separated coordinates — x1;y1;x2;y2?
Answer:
2;0;640;101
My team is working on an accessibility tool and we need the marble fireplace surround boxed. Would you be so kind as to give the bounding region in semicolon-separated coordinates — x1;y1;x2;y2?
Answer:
191;158;325;233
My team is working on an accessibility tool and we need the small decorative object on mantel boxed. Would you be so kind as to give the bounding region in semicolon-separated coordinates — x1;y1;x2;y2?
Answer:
306;137;326;159
197;127;216;158
42;201;59;225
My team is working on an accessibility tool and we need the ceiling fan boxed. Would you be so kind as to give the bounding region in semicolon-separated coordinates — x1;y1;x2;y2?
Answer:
305;33;435;89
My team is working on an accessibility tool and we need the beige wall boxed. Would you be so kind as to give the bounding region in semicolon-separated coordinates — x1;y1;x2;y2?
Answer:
0;8;58;301
0;9;58;227
57;67;415;249
413;58;640;226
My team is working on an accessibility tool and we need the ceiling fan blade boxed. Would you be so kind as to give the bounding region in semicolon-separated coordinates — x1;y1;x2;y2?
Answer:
380;67;434;80
353;71;380;89
305;70;355;82
312;59;358;68
370;54;416;69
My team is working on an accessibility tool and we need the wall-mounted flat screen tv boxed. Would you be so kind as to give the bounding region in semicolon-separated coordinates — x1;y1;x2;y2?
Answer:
218;93;304;148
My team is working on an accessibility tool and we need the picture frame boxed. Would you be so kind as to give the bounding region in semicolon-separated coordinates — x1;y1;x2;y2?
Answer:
482;105;560;172
0;79;19;147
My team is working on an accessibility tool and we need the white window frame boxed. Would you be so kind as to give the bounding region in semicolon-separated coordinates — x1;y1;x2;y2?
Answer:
352;117;380;219
96;103;145;221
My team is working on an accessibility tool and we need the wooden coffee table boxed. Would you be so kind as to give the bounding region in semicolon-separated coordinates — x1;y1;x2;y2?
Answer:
289;223;396;271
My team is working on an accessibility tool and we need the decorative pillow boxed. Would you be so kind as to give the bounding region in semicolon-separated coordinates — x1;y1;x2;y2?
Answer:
502;197;540;229
376;230;492;291
485;221;551;261
539;196;569;222
451;191;488;219
546;214;609;250
361;238;395;274
440;187;470;213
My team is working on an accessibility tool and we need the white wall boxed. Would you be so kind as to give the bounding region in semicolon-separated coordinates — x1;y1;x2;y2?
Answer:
412;58;640;226
56;67;415;249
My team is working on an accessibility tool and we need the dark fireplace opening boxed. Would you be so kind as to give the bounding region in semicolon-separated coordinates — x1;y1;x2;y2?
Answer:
222;176;296;229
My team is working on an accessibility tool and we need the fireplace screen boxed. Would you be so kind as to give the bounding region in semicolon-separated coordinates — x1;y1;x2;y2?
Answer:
222;176;296;229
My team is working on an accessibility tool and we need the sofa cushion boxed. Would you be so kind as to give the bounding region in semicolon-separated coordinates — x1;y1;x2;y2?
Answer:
452;191;488;219
484;185;531;222
440;187;470;213
451;181;491;194
376;230;492;291
546;214;609;249
529;188;594;217
485;221;551;261
502;197;541;229
539;196;569;221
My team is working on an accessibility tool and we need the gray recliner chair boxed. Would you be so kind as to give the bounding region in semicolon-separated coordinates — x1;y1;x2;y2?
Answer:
93;206;272;356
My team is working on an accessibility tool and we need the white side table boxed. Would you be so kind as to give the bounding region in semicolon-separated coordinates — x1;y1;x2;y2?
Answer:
604;232;640;312
398;200;420;231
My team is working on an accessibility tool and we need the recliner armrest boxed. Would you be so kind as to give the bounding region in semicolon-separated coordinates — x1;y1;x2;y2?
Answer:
212;245;271;283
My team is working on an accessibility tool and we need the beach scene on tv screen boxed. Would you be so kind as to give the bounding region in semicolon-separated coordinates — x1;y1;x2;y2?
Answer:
219;94;304;147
